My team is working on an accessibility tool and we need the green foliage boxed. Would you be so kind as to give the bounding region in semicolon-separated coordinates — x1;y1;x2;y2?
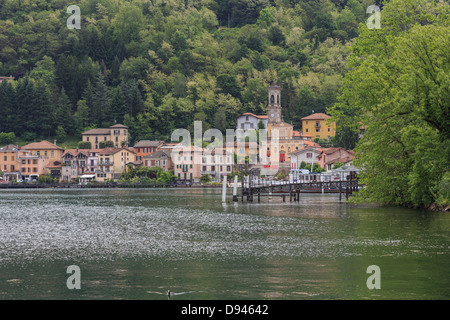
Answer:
55;126;66;143
328;0;450;208
78;141;92;149
99;140;114;148
0;0;369;147
37;174;55;184
0;132;15;145
200;174;212;184
332;162;344;170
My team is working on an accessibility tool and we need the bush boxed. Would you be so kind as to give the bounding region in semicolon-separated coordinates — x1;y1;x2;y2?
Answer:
99;140;114;148
78;141;92;149
37;174;54;183
200;174;211;184
0;132;16;145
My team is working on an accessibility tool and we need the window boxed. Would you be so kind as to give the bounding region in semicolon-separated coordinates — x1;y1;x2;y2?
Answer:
305;128;309;132
328;128;331;132
87;137;89;141
51;151;54;157
246;116;249;121
316;128;320;132
3;156;6;161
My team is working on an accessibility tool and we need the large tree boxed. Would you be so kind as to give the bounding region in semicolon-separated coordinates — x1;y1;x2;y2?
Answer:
328;0;449;208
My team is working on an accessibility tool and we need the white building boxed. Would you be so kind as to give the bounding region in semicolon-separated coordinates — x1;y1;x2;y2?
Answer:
236;113;268;133
289;147;322;170
201;148;234;180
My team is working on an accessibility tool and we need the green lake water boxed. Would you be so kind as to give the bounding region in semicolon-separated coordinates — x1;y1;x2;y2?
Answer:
0;188;449;300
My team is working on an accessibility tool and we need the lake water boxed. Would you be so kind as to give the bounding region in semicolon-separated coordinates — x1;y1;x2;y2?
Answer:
0;188;449;300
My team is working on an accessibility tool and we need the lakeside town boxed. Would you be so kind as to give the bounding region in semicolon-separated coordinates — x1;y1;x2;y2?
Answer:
0;83;357;186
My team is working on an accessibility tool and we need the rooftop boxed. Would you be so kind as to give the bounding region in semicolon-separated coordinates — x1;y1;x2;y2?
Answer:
237;112;268;120
133;140;165;148
22;140;63;150
0;144;19;151
82;128;111;135
301;113;331;121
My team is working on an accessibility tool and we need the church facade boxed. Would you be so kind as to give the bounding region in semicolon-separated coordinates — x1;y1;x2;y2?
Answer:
236;82;325;169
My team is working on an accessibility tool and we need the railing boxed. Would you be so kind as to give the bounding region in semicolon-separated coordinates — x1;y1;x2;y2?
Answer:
98;161;114;166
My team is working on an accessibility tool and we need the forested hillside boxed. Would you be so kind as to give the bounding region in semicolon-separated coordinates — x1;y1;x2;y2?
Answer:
0;0;374;144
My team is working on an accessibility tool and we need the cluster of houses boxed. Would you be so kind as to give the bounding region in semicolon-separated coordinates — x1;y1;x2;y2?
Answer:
0;83;356;184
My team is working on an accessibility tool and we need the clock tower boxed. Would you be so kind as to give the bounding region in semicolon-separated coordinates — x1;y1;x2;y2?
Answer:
268;82;281;124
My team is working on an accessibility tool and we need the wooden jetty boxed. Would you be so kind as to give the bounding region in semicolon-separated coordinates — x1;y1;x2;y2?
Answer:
236;171;360;202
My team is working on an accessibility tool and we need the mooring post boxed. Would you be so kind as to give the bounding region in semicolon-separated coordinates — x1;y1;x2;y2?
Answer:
269;176;272;202
222;175;227;203
339;181;342;201
233;175;238;202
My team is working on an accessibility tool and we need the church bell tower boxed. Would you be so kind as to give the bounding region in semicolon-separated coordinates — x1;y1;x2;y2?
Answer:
268;82;281;124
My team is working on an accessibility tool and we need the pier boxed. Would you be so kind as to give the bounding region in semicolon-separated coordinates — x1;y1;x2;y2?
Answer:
235;171;360;202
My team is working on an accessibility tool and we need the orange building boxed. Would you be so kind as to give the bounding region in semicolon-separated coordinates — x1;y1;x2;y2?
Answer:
133;140;165;162
21;140;64;179
0;144;21;181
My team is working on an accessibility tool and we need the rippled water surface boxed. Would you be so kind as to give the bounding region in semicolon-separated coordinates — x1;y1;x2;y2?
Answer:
0;188;449;299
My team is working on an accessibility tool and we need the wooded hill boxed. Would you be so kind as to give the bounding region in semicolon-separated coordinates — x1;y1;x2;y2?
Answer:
0;0;374;146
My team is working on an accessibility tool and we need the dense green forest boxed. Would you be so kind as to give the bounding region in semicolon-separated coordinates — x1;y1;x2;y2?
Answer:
0;0;374;145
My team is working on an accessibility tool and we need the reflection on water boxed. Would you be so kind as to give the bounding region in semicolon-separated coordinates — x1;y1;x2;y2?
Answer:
0;188;449;299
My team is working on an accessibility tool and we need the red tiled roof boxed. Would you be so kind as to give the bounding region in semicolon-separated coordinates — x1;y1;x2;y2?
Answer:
237;112;268;119
63;149;90;157
301;113;331;120
82;128;110;135
22;140;63;150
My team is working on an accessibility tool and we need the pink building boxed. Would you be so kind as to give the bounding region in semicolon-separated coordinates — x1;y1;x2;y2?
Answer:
172;145;203;181
317;147;355;171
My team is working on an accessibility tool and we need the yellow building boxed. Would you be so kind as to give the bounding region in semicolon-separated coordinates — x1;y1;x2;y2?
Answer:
82;124;129;149
96;147;136;181
21;140;64;179
301;113;336;140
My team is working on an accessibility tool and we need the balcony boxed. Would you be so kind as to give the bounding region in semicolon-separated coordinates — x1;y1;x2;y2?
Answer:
98;161;114;166
201;170;217;176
